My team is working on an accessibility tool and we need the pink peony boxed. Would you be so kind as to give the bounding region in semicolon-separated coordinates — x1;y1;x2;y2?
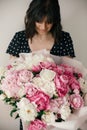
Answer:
1;70;20;97
70;94;84;109
69;77;80;90
32;64;42;72
18;69;33;83
28;119;46;130
50;98;64;113
34;91;50;111
0;52;86;126
61;64;74;76
40;62;56;70
59;75;69;84
25;83;38;98
54;75;69;97
26;87;50;111
55;65;64;75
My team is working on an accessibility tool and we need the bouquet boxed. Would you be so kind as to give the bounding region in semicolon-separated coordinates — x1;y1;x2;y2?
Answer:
0;50;87;130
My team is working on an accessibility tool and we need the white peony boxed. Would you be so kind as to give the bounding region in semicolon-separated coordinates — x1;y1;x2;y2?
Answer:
40;69;56;81
32;77;44;88
17;98;37;122
60;105;71;120
41;81;56;97
32;77;56;97
42;111;56;123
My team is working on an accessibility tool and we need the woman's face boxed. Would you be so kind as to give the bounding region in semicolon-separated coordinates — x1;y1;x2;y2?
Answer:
35;17;53;35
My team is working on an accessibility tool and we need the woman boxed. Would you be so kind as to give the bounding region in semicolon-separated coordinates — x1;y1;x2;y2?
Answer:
6;0;75;58
6;0;75;130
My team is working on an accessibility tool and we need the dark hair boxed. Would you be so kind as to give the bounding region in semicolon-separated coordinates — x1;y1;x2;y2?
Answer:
25;0;62;43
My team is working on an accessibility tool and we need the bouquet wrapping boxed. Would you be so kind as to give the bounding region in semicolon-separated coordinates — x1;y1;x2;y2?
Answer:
0;49;87;130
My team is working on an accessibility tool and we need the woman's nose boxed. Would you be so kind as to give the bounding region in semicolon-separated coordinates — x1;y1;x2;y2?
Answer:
40;23;46;30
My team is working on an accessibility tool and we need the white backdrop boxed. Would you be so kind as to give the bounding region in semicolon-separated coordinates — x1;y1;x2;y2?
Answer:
0;0;87;130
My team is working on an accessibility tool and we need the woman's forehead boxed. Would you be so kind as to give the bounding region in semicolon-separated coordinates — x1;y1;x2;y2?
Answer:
35;15;53;23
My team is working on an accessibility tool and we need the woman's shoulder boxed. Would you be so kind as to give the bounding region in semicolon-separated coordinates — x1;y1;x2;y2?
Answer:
61;31;71;39
51;30;75;57
13;30;27;43
60;30;73;44
15;30;26;38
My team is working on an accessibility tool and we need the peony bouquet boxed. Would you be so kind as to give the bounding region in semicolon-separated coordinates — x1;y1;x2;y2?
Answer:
0;50;87;130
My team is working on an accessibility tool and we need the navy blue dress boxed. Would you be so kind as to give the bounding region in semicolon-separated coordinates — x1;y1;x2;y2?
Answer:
6;30;75;130
6;30;75;58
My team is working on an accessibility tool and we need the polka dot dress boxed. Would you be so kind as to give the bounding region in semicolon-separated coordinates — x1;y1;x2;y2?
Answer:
6;30;75;58
50;31;75;57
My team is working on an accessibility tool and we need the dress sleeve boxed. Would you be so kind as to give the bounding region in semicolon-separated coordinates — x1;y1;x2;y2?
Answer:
6;32;21;57
63;32;76;57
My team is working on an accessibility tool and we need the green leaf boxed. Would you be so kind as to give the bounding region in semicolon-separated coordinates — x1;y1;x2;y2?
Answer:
37;110;45;119
1;76;5;79
0;90;3;95
52;94;58;99
10;108;17;117
15;114;19;119
4;97;11;102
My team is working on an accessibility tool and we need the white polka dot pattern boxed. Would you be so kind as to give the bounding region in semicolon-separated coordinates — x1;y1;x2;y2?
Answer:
6;30;75;57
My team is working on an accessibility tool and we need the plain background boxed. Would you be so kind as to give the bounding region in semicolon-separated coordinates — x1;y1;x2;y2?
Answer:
0;0;87;130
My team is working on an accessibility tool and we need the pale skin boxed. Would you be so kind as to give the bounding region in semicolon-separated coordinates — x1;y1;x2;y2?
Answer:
9;17;71;59
29;17;54;52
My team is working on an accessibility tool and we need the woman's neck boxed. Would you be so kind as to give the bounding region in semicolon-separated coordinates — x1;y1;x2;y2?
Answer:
34;32;53;41
28;32;54;52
